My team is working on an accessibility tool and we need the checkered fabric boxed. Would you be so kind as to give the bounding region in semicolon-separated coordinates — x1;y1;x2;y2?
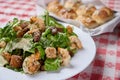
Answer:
0;0;36;27
101;0;120;12
0;0;120;80
67;23;120;80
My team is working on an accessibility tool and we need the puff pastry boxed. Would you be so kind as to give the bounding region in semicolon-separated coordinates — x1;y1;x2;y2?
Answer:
76;4;96;17
76;15;98;29
47;0;114;29
47;0;63;14
64;0;82;11
92;7;114;24
58;9;77;19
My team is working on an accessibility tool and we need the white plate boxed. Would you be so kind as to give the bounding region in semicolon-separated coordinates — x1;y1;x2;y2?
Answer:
0;23;96;80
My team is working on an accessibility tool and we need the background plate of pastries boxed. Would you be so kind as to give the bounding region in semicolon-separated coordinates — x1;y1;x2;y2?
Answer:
37;0;120;36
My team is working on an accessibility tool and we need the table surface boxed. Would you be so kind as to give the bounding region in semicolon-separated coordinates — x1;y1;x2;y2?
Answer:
0;0;120;80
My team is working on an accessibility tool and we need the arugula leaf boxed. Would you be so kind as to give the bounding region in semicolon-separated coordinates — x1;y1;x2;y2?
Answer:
0;37;11;42
53;33;70;48
29;42;45;60
0;48;4;54
45;11;49;26
0;18;19;42
3;40;13;53
39;24;70;48
41;32;70;48
40;38;52;48
2;18;18;37
11;49;23;55
37;46;45;60
42;28;51;37
23;51;32;59
23;33;32;39
44;11;64;29
45;58;61;71
5;64;23;72
48;17;64;28
0;28;2;38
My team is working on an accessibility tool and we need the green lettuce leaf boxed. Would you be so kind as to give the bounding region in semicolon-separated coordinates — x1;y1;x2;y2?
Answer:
0;18;19;42
37;46;45;60
45;58;61;71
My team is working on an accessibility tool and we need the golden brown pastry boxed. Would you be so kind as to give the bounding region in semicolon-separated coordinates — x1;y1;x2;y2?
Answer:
76;15;99;29
47;0;63;14
76;4;96;17
92;7;114;24
58;8;77;19
101;7;114;17
64;0;82;11
47;1;114;29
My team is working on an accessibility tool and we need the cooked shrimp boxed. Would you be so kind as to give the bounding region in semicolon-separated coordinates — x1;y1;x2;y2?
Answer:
23;56;40;74
23;52;40;74
69;36;82;49
31;51;40;60
58;48;71;66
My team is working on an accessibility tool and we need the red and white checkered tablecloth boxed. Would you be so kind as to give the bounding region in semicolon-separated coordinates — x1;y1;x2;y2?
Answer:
0;0;120;80
0;0;36;27
101;0;120;12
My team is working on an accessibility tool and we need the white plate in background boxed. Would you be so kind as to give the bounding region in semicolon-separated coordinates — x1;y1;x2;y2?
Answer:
36;0;120;36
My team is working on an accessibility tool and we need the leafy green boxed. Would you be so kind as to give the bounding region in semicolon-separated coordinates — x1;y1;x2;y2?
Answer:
48;17;64;28
11;49;23;55
0;12;80;73
3;40;13;53
40;38;51;48
44;11;64;29
0;28;2;38
40;32;70;48
37;46;45;60
45;11;49;26
5;64;23;72
42;28;51;37
45;58;61;71
0;18;19;42
29;42;45;60
0;37;11;42
23;33;32;39
53;33;70;48
0;48;4;54
23;51;32;59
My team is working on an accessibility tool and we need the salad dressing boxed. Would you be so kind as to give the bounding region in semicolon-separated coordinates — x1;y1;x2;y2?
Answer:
0;55;8;67
11;38;32;51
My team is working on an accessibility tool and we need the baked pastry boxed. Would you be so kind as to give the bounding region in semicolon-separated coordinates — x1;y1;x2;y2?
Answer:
58;8;77;19
76;15;98;29
47;1;114;29
64;0;82;11
47;0;63;14
76;4;96;17
92;7;114;24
